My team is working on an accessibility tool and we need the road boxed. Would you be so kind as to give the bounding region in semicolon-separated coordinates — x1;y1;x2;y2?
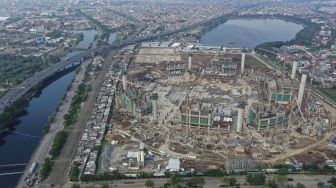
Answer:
16;58;93;188
44;50;118;186
0;8;237;116
0;46;105;115
53;174;334;188
261;131;334;164
251;52;336;163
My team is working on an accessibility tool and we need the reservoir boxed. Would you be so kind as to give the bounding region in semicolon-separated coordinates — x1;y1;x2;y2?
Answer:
0;30;97;187
200;18;303;48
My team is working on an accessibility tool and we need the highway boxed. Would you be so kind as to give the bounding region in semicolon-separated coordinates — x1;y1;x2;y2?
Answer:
68;175;333;188
0;11;233;116
0;46;106;115
15;58;95;188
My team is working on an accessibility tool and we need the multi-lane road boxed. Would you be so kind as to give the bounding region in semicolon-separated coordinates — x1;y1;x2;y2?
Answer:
0;10;234;116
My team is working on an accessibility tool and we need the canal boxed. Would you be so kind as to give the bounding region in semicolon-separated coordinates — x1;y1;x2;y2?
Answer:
200;18;303;48
0;29;106;187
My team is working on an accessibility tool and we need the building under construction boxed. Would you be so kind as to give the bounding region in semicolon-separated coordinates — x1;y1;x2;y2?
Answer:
115;73;153;118
248;102;289;131
201;56;238;81
179;96;232;130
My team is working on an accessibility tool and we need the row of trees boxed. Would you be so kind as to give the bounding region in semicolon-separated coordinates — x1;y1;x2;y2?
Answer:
39;67;92;179
63;83;90;128
39;157;53;180
0;98;29;135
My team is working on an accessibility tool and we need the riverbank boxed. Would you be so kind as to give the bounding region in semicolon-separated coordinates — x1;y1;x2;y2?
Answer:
69;174;334;188
16;57;93;188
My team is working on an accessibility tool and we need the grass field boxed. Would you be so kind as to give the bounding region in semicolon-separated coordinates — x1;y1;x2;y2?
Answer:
245;54;268;68
319;87;336;102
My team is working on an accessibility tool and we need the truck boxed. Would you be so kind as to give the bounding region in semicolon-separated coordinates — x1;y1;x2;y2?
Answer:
29;162;38;175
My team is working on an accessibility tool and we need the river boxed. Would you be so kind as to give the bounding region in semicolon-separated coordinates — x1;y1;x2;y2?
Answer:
0;29;105;187
200;18;303;48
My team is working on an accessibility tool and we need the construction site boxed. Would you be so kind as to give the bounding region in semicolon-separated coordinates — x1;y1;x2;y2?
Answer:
98;42;336;175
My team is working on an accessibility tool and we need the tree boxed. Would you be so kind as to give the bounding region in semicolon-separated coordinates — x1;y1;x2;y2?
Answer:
278;167;288;175
169;175;182;186
328;177;336;186
69;163;80;182
188;176;205;187
264;178;278;188
71;184;80;188
295;183;306;188
276;175;287;186
317;182;325;188
39;157;53;180
145;179;154;187
221;176;237;186
246;173;266;185
101;183;109;188
205;169;225;177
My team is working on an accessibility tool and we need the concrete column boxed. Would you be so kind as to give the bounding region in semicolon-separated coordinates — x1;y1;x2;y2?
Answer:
237;108;244;133
241;53;246;74
122;73;127;91
152;100;157;123
188;55;192;71
258;120;261;132
298;74;307;108
198;111;201;129
291;61;298;80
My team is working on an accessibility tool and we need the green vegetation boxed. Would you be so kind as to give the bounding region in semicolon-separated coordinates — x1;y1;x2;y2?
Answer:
245;55;267;68
145;179;154;187
136;171;153;178
277;167;288;175
318;182;325;188
80;171;124;182
0;90;6;98
221;176;236;186
0;97;29;135
328;177;336;186
100;183;109;188
205;169;226;177
246;172;266;185
70;184;80;188
276;175;287;186
75;33;84;46
63;83;90;128
39;157;53;180
168;174;182;187
42;124;51;135
264;178;278;188
187;176;205;187
69;163;80;182
49;130;68;158
46;31;63;38
287;183;306;188
319;87;336;102
0;54;59;90
79;10;110;40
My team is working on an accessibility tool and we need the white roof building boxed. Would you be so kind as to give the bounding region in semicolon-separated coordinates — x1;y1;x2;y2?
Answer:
166;158;181;172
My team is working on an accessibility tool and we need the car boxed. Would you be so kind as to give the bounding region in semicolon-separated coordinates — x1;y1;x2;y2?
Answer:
288;178;294;181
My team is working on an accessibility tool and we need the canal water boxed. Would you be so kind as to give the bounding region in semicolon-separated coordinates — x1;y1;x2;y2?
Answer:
200;18;303;48
108;32;117;45
0;29;100;188
73;30;98;50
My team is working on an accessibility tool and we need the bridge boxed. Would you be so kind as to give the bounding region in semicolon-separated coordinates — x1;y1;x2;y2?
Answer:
0;13;232;115
0;163;27;168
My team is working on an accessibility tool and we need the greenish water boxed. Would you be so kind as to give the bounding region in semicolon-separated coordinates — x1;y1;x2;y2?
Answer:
200;18;303;48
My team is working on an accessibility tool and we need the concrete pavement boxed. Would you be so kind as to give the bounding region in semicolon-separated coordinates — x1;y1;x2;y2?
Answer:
16;58;93;188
